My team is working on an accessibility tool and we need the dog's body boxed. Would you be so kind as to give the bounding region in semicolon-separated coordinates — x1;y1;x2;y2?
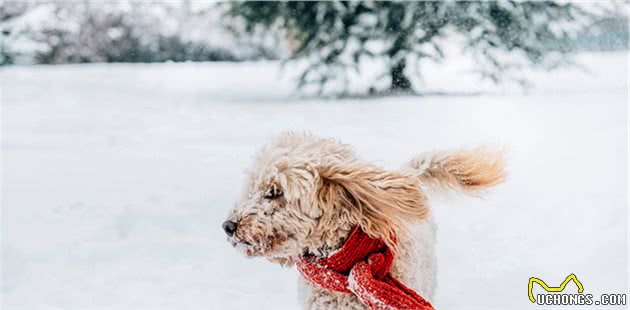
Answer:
224;133;504;309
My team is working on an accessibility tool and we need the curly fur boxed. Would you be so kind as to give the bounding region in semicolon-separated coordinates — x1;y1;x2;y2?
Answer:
225;132;504;309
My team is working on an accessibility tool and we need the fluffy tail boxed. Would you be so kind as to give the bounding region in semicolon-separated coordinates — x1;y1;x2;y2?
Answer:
403;147;505;193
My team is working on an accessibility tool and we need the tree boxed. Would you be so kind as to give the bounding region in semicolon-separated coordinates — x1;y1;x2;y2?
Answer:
226;1;593;95
0;2;282;65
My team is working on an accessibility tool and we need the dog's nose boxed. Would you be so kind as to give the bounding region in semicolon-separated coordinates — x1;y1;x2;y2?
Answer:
222;220;238;237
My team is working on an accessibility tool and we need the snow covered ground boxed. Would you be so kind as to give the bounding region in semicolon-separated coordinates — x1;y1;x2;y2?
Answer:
1;52;628;309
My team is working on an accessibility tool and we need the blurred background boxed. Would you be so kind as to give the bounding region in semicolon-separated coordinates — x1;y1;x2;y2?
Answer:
1;1;628;309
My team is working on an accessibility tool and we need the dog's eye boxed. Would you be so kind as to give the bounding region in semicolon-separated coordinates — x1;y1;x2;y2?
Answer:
264;185;283;200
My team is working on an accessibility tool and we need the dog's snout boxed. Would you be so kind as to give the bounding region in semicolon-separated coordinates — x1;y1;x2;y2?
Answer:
222;220;238;237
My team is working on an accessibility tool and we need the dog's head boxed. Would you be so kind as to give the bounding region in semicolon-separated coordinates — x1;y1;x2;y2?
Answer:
223;133;429;263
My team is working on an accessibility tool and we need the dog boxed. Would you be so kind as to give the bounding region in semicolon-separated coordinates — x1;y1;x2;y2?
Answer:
223;132;504;309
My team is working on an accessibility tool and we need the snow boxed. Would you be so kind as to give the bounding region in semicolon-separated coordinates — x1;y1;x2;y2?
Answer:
1;52;628;309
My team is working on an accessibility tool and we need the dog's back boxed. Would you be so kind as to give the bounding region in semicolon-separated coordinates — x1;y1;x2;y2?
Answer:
392;147;505;304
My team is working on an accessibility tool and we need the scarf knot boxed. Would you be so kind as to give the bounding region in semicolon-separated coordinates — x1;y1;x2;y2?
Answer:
296;227;434;310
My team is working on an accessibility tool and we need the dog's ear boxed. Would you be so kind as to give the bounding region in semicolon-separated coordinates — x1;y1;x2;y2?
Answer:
404;147;505;193
315;160;428;249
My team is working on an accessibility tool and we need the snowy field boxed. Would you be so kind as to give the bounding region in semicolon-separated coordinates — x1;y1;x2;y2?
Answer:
1;52;628;309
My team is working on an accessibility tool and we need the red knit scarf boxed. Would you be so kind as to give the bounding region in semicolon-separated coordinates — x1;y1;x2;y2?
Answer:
296;227;434;310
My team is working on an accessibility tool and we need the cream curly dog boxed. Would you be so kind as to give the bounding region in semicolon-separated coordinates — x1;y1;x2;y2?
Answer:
223;132;504;309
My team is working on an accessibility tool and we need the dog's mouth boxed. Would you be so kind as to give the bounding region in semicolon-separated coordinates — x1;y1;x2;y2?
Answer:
227;232;291;258
228;236;263;257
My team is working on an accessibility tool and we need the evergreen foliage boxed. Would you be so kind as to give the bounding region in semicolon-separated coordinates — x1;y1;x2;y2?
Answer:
227;1;597;95
0;2;280;65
